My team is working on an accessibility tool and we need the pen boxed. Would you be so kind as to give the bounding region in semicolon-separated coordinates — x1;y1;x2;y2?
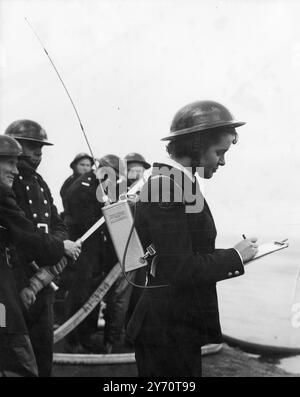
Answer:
242;234;246;240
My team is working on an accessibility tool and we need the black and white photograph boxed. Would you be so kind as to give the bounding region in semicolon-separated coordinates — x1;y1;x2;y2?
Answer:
1;0;300;380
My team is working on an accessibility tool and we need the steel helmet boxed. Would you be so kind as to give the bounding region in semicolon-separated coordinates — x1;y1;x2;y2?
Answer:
124;152;151;169
70;153;94;170
5;119;53;146
161;100;245;141
97;154;127;178
0;135;25;157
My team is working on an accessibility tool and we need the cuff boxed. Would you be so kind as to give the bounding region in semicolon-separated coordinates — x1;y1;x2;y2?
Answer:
233;248;244;265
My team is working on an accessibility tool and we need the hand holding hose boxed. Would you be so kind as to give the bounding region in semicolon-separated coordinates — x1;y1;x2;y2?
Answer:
63;240;82;261
20;287;36;309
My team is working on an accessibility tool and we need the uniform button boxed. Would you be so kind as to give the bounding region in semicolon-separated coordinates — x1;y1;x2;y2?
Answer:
33;213;37;218
88;177;91;181
234;271;240;276
45;212;49;217
228;272;233;277
26;186;30;191
29;200;33;204
44;200;48;205
19;176;23;181
41;188;44;192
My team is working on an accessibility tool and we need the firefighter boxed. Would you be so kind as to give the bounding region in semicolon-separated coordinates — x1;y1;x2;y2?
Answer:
4;120;81;377
63;154;130;353
124;153;150;189
126;100;259;377
57;153;94;321
0;135;80;376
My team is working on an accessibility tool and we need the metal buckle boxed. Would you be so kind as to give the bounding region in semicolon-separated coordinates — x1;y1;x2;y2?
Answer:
139;244;157;264
119;193;128;201
37;223;49;234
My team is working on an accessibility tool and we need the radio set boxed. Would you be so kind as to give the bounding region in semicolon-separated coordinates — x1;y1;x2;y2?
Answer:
101;197;150;273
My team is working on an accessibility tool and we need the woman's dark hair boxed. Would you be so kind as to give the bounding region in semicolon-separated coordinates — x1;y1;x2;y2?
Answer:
166;127;238;159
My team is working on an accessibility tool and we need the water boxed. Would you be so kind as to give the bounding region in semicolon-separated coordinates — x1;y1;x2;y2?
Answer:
277;356;300;375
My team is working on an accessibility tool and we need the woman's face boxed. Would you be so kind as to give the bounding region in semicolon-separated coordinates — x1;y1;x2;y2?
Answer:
198;133;235;179
75;158;92;175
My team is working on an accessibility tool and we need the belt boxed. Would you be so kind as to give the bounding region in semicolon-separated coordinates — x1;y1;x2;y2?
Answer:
37;223;49;234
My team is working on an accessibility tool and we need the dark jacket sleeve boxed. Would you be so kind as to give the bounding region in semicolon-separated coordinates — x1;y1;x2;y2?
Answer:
60;175;76;213
60;178;70;204
0;189;65;267
136;190;244;288
66;181;102;234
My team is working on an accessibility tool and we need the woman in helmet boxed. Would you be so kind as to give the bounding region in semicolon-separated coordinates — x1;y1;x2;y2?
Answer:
127;100;259;377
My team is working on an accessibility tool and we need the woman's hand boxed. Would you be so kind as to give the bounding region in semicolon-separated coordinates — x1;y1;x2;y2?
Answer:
234;236;258;264
20;287;36;309
63;240;82;261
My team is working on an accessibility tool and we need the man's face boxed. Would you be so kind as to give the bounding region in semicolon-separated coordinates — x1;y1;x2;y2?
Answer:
0;157;19;188
127;162;145;182
75;158;92;175
198;133;236;179
20;141;43;169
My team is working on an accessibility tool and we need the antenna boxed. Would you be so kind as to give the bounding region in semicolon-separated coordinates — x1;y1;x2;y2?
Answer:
25;17;97;165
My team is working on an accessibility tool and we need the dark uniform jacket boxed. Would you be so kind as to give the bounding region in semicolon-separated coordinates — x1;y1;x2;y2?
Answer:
60;173;79;218
65;171;116;277
12;160;68;276
127;161;245;348
65;171;101;239
0;185;64;334
9;160;68;377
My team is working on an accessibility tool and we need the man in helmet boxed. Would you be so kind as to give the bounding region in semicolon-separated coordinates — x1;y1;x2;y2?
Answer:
4;120;81;377
126;100;259;377
124;153;150;189
63;154;127;354
56;153;94;323
0;135;80;376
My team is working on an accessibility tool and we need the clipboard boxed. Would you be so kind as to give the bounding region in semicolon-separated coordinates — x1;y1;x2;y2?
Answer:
250;239;289;262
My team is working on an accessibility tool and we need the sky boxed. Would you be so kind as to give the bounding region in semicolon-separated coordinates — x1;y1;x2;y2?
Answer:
1;0;300;249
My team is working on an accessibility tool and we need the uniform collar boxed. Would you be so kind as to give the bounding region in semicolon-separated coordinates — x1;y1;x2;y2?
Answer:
154;157;195;183
78;170;97;186
18;159;37;177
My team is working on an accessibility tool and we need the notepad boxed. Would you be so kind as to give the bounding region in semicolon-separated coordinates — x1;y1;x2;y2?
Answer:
251;239;289;261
